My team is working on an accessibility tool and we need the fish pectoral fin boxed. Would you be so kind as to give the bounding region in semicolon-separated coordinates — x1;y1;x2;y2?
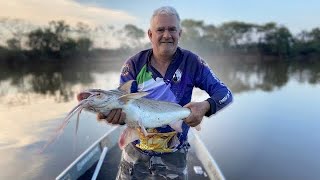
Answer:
118;92;149;104
118;127;139;150
118;80;136;93
169;120;183;133
137;121;153;137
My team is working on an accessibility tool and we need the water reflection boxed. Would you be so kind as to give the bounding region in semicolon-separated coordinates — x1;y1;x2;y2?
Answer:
205;59;320;93
0;57;125;103
1;59;320;103
0;57;320;180
0;65;121;179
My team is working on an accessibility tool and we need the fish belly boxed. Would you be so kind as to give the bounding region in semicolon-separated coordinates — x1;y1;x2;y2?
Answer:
124;102;190;129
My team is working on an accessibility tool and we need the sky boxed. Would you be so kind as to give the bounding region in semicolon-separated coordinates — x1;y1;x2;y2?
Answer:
0;0;319;47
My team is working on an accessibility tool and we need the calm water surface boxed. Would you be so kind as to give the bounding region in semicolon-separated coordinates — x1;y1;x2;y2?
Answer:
0;59;319;180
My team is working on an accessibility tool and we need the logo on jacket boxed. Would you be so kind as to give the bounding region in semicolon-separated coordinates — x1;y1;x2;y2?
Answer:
121;63;130;76
172;69;182;83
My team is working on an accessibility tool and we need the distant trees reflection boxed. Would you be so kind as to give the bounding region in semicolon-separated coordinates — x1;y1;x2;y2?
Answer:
204;59;320;93
0;63;97;102
0;57;319;102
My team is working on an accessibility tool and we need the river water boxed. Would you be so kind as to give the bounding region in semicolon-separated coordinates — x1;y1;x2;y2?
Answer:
0;57;319;180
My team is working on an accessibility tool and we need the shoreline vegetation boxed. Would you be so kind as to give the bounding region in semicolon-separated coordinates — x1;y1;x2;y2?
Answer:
0;18;320;66
1;19;320;102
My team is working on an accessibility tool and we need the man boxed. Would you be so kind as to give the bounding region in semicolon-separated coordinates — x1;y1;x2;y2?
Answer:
98;6;233;179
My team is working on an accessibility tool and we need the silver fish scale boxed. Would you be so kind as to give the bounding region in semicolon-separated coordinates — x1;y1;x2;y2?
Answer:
123;99;190;129
81;87;191;129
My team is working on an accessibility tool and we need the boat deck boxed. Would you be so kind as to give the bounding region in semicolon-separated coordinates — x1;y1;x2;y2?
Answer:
79;145;210;180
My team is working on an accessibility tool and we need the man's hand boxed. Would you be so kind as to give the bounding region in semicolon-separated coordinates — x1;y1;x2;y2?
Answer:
97;109;126;125
183;101;210;127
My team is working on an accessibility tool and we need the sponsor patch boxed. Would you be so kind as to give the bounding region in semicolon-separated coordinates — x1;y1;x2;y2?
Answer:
172;69;182;83
121;63;130;76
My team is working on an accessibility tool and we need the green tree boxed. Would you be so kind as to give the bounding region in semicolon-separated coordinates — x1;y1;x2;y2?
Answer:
218;21;255;47
257;23;293;57
308;28;320;53
309;28;320;41
26;20;82;58
123;24;145;48
6;38;21;50
180;19;204;50
75;37;92;56
27;28;56;55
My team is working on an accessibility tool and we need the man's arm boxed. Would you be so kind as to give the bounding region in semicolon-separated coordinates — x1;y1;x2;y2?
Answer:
183;56;233;127
196;60;233;117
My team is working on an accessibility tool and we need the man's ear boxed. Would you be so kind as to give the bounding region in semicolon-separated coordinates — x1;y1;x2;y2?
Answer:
148;29;152;41
179;29;182;38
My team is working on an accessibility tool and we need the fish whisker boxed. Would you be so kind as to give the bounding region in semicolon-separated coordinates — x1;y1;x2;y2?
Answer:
39;100;87;153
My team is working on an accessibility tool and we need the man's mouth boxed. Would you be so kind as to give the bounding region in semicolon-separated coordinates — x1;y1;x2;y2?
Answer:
160;42;173;44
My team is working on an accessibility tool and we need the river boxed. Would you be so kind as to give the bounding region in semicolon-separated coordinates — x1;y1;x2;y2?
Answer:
0;56;319;180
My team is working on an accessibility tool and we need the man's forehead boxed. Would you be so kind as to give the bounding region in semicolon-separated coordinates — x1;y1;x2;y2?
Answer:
152;15;179;28
155;25;178;28
155;14;177;21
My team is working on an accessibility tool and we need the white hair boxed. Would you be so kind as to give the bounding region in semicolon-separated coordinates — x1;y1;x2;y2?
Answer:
150;6;181;28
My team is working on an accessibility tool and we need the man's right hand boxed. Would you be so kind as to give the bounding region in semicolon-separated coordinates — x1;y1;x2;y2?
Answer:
97;109;126;125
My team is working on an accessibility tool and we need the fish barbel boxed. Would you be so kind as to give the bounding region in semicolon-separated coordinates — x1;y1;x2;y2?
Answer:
41;80;191;152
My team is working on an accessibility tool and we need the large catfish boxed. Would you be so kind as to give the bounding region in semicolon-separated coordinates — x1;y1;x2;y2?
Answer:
42;80;191;152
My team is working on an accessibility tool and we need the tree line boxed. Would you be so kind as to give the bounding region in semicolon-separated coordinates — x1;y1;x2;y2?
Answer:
180;20;320;60
0;19;94;63
0;18;320;64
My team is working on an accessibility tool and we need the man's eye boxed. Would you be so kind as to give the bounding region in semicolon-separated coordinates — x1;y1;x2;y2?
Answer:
157;29;165;33
169;28;177;32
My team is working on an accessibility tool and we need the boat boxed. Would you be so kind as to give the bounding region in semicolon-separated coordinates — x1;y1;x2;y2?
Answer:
55;126;225;180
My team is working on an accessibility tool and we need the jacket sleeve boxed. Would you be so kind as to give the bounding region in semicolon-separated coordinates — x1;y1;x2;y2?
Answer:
194;57;233;117
119;58;138;93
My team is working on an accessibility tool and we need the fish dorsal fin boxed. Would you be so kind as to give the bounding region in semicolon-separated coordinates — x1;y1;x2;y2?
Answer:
118;92;149;104
118;80;136;94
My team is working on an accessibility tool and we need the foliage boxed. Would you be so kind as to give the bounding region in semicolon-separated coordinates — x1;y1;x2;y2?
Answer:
0;18;320;63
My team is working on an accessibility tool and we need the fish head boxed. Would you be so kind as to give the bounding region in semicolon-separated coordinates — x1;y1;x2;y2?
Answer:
77;89;122;113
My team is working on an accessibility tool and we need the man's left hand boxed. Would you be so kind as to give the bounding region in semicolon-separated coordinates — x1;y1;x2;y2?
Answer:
183;101;210;127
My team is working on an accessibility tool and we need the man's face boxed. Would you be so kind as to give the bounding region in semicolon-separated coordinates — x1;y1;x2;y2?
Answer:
148;14;182;57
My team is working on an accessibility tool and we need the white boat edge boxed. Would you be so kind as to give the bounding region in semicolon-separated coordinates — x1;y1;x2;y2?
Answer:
55;126;225;180
189;129;225;180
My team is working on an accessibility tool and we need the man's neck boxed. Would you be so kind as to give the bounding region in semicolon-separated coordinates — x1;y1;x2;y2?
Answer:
151;54;172;77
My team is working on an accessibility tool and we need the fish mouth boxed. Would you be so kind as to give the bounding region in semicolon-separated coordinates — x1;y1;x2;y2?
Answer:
77;92;92;101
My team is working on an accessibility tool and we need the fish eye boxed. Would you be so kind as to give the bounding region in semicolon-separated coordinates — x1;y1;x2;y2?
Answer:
95;93;104;99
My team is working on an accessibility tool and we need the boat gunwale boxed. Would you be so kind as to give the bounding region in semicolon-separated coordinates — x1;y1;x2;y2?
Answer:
56;126;225;180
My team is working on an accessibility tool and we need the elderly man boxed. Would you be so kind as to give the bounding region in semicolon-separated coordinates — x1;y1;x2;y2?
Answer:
99;6;233;179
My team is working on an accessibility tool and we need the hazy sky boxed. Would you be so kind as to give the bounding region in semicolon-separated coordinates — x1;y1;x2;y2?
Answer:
1;0;319;34
0;0;319;48
79;0;320;33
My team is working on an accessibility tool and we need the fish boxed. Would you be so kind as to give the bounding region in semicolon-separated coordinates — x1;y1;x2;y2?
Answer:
41;80;191;152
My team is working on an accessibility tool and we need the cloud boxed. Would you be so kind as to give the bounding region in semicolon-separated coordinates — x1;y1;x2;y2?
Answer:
0;0;138;27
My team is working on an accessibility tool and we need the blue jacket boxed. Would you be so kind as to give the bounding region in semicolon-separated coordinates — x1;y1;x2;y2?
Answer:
120;47;233;154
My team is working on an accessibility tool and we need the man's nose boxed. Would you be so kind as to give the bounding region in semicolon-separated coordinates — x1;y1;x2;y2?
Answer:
163;29;172;38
